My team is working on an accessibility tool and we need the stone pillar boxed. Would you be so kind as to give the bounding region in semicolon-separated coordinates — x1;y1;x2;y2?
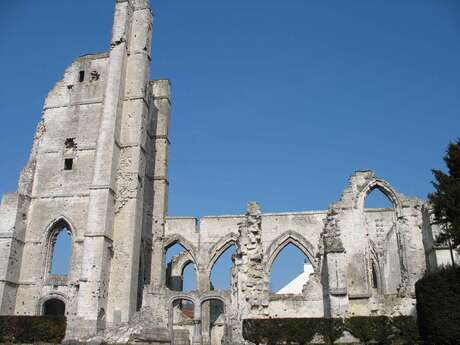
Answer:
231;202;269;344
74;0;139;336
322;207;349;318
198;267;211;345
148;80;171;290
142;80;171;326
192;319;202;345
106;0;153;326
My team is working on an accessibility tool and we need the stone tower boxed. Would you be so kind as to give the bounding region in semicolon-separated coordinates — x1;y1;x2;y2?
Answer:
1;1;457;344
0;0;170;338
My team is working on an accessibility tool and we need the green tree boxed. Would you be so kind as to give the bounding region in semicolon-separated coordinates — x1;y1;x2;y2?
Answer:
428;138;460;266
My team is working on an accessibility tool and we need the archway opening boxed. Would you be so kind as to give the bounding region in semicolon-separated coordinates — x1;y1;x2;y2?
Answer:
201;299;225;345
210;244;236;290
43;298;65;316
171;299;194;345
49;222;72;276
364;188;396;244
269;243;313;294
364;188;394;209
165;243;197;291
364;188;400;294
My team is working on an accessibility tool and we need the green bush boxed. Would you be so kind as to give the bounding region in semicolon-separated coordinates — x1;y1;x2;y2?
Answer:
0;315;66;343
416;267;460;345
316;318;344;345
345;316;393;345
391;316;420;344
243;316;419;345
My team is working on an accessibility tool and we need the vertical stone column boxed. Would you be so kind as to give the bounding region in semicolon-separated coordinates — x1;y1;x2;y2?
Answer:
198;267;211;345
396;197;423;297
106;0;153;326
193;303;202;345
231;202;269;344
142;80;171;326
74;0;134;336
148;80;171;290
322;207;349;318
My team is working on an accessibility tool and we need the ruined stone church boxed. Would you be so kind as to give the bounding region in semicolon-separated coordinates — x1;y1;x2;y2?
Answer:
0;1;452;344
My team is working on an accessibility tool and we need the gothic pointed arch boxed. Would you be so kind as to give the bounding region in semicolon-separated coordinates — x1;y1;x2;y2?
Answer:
43;217;74;279
357;178;402;217
265;230;317;273
43;216;76;242
164;234;198;264
164;236;199;291
207;232;238;272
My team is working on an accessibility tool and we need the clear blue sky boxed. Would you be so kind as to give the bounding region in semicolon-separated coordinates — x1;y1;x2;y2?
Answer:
1;1;459;288
1;1;459;217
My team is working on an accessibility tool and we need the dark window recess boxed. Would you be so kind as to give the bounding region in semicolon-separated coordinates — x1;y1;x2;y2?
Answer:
79;70;85;82
371;263;378;289
64;159;73;171
65;138;76;149
43;299;66;316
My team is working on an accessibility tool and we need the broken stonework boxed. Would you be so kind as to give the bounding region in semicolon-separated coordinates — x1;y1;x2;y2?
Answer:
233;202;269;316
1;1;459;344
85;307;170;344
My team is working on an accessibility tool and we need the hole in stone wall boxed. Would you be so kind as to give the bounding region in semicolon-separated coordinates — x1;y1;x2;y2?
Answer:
79;70;85;82
201;299;225;345
65;138;76;149
43;298;65;316
364;188;394;209
165;243;197;292
270;243;313;294
210;244;236;291
171;299;194;344
371;262;379;289
50;226;72;276
64;158;73;171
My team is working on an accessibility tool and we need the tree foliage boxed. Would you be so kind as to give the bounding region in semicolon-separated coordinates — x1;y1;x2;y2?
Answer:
416;267;460;345
0;316;66;343
243;316;419;345
428;138;460;248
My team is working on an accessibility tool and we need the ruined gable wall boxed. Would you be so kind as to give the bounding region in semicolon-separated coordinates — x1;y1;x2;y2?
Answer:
12;53;109;318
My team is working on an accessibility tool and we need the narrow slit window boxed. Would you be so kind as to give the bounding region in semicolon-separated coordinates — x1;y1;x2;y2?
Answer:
79;71;85;82
64;158;73;171
371;263;378;289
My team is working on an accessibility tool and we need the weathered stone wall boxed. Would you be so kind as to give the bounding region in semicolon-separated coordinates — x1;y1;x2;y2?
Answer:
160;174;429;343
0;0;171;341
0;0;450;344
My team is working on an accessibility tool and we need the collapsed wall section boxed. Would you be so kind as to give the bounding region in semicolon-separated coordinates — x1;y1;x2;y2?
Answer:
0;52;109;321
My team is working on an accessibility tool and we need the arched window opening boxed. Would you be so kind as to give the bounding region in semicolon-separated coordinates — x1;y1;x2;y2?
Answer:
210;244;236;290
49;223;72;276
182;263;197;291
201;299;225;345
171;299;194;345
43;298;65;316
364;188;396;250
165;243;197;292
270;243;313;294
371;262;379;289
364;188;394;210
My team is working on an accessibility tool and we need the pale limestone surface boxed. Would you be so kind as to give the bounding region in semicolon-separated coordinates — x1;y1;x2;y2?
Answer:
0;1;457;344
